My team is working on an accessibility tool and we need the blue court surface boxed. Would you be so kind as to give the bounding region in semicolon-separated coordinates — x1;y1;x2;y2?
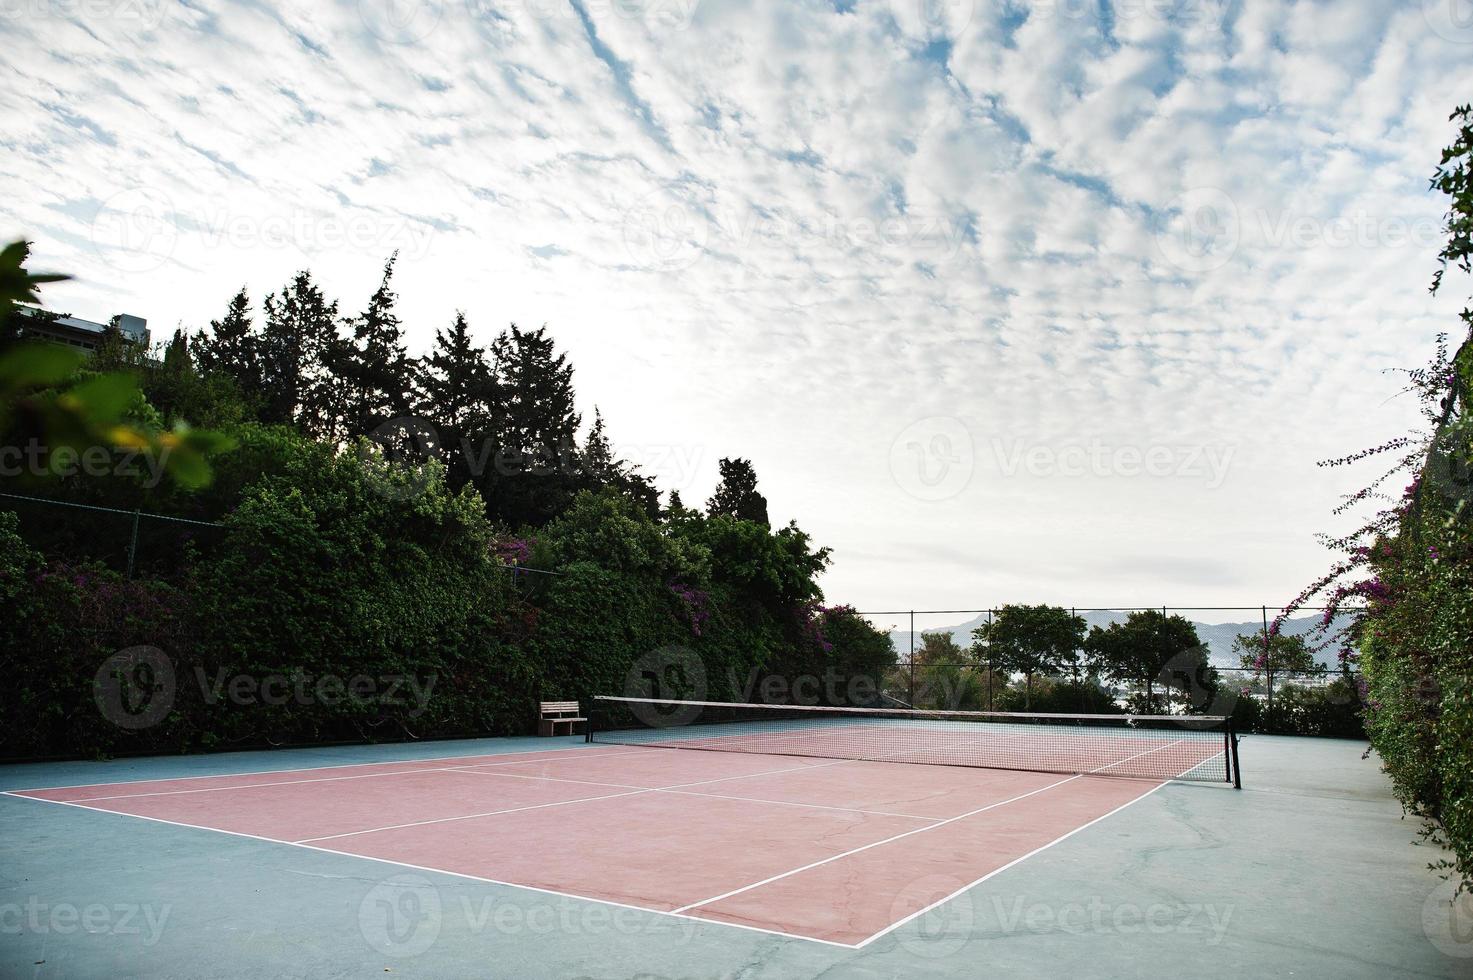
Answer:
1;733;1466;978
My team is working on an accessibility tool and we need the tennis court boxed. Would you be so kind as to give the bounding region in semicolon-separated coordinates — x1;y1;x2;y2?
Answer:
3;700;1238;947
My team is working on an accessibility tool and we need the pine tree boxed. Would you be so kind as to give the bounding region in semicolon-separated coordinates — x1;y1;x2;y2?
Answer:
147;328;202;425
483;323;582;525
581;408;618;484
340;254;413;441
419;310;498;488
195;288;259;394
707;457;770;526
578;408;661;517
259;271;342;438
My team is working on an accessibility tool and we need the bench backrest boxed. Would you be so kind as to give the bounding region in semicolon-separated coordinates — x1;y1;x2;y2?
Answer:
540;701;580;715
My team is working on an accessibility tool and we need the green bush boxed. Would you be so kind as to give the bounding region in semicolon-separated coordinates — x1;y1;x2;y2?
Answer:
1228;680;1365;738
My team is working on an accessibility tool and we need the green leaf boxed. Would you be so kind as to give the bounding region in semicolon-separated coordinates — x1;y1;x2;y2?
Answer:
64;373;142;423
0;343;85;388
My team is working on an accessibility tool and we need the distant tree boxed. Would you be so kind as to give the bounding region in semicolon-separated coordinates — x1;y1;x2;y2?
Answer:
145;329;197;424
913;631;965;666
195;288;260;399
578;408;659;517
664;489;690;519
1085;610;1210;713
707;457;769;526
1234;629;1316;713
581;408;619;485
418;310;498;489
484;323;581;525
972;605;1085;709
259;271;342;438
340;254;413;440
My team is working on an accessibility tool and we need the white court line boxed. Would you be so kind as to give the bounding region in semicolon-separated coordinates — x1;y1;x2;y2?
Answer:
8;745;655;800
668;776;1080;914
295;787;656;843
42;764;575;804
2;737;1203;949
5;742;642;795
852;778;1176;948
452;764;940;821
661;789;941;823
670;739;1183;914
296;756;879;843
0;792;856;950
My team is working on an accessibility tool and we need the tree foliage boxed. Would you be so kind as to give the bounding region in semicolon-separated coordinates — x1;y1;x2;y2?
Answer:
0;247;894;759
1286;105;1473;893
972;604;1085;708
1085;610;1210;714
707;457;770;527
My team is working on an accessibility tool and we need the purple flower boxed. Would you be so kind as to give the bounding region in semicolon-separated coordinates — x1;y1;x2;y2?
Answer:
491;537;534;566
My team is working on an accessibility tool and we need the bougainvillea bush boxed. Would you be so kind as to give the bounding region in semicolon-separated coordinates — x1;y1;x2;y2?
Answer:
1286;106;1473;892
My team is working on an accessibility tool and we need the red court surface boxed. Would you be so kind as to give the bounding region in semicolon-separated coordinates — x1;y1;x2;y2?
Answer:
4;743;1223;946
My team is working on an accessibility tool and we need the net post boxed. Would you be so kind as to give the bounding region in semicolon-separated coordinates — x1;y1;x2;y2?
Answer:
1229;718;1241;789
585;698;595;744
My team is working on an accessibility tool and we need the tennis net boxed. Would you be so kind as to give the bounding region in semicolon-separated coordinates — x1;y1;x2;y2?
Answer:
587;697;1240;786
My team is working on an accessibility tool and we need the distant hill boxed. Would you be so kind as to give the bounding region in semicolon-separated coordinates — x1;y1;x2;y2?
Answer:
888;611;1351;669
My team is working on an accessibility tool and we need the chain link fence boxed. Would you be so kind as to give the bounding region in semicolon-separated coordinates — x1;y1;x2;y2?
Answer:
860;606;1365;738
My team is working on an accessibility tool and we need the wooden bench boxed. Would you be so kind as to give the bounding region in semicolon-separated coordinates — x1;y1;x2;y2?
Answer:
538;701;586;736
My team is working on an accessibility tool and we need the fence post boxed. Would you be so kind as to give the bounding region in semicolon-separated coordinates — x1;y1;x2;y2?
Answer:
908;609;916;707
1071;606;1079;711
1262;605;1273;721
126;509;141;580
986;608;994;711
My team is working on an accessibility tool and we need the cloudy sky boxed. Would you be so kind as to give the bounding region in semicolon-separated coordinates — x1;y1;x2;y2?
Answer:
3;0;1471;619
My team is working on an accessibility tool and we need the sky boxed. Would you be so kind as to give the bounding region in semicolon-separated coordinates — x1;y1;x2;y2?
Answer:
3;0;1472;619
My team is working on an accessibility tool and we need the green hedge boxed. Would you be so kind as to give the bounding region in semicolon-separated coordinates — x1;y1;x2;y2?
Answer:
0;450;895;759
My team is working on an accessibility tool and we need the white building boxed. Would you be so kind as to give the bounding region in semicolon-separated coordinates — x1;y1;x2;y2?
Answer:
12;306;149;351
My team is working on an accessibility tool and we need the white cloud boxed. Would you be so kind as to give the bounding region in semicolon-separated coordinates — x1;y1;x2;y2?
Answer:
2;0;1470;612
